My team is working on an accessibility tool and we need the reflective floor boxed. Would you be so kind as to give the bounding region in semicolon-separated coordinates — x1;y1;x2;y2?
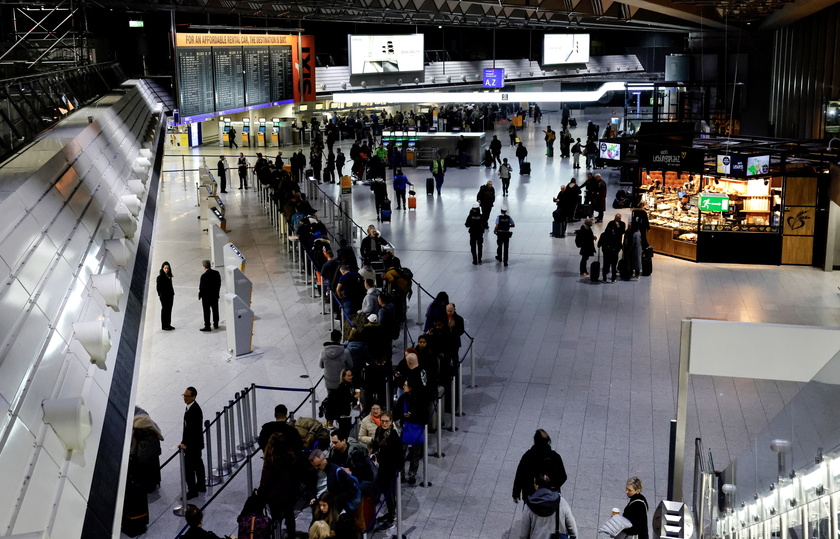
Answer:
130;110;839;538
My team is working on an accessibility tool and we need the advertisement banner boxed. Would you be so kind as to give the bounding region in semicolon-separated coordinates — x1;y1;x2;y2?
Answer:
348;34;424;75
638;144;704;172
543;34;590;65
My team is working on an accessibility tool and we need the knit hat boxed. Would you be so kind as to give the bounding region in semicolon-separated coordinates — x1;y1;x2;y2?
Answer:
367;314;378;323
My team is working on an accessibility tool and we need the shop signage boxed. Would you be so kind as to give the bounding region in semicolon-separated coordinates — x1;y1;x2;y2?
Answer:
638;144;704;171
716;154;770;177
699;194;730;212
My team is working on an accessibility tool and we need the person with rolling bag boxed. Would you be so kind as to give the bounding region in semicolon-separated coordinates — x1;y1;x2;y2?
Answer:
598;219;624;283
574;219;597;279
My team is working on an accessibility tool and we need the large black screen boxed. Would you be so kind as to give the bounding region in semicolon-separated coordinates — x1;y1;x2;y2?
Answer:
213;48;245;112
177;48;215;118
244;46;272;107
269;45;293;103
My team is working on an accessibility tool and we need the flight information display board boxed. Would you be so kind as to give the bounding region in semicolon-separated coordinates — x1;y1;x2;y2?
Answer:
213;48;245;112
244;46;271;107
174;33;314;123
177;48;215;118
269;45;293;103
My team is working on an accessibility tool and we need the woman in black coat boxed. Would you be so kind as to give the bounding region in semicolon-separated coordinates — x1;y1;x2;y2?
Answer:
371;411;404;524
622;476;649;539
576;219;597;277
259;432;302;538
155;261;174;330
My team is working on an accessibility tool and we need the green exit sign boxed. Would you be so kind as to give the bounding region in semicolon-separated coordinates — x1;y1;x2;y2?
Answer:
128;20;144;27
699;195;730;212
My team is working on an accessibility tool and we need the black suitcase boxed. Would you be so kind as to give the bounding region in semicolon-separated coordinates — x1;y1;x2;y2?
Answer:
575;203;591;220
426;177;435;195
521;161;531;175
642;251;653;276
569;118;578;128
380;198;392;222
484;149;493;168
590;259;601;282
551;221;565;238
618;257;632;280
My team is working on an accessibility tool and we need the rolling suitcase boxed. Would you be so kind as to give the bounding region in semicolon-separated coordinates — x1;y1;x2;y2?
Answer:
575;203;591;220
426;177;435;195
569;118;578;128
380;198;392;222
551;221;565;238
590;251;601;282
642;249;653;276
407;196;417;210
618;257;631;280
521;161;531;175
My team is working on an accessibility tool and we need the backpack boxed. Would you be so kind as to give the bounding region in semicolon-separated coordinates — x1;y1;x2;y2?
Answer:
574;228;586;248
396;266;414;281
292;417;330;451
335;467;363;511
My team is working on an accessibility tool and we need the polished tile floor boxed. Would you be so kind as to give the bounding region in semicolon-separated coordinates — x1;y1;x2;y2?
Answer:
130;111;839;538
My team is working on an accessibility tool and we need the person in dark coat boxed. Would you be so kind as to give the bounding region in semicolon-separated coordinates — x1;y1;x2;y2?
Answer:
477;181;496;229
622;476;650;539
198;260;221;331
518;475;578;539
258;404;303;453
216;156;228;193
371;411;404;525
598;218;624;283
565;178;582;221
259;432;302;538
395;378;429;485
515;142;528;172
595;173;608;222
512;429;568;504
631;201;651;249
552;186;569;238
156;261;175;331
335;148;346;177
465;204;485;265
577;218;597;277
179;387;205;499
310;147;323;182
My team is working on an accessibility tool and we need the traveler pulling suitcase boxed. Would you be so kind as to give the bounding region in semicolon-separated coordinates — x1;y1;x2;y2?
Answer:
426;177;435;195
381;198;392;222
521;161;531;175
590;250;601;283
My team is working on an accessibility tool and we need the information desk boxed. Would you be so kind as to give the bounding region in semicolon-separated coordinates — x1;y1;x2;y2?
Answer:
381;132;486;166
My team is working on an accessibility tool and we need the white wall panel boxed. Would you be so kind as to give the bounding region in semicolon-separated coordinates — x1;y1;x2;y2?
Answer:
51;280;88;347
65;380;108;498
33;257;74;323
49;478;86;539
0;193;28;238
65;181;92;221
13;446;61;536
30;188;66;229
0;419;37;531
0;280;30;367
0;214;40;271
15;176;50;212
60;224;93;271
54;169;81;201
0;307;51;404
16;341;70;430
16;237;57;296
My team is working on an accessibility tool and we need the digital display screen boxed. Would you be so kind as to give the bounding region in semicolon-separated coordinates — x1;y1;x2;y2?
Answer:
348;34;424;75
599;141;621;161
543;34;590;65
747;155;770;176
177;48;215;118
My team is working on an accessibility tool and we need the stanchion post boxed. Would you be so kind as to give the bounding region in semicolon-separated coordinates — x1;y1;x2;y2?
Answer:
450;377;457;432
416;290;422;326
214;411;228;477
236;392;247;450
436;399;443;458
420;425;431;487
241;388;252;447
330;290;336;331
246;450;254;494
470;341;476;389
385;380;391;412
311;387;318;419
250;383;258;444
396;472;403;538
205;420;220;486
229;399;243;462
223;406;233;468
173;449;188;516
458;363;464;417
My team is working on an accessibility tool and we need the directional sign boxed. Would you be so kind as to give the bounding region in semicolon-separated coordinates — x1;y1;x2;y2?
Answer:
699;194;730;212
483;68;504;89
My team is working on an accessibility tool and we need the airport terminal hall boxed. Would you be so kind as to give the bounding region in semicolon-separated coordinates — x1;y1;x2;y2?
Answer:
4;1;840;538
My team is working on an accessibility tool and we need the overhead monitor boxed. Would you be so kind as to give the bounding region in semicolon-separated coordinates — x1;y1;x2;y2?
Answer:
348;34;425;75
747;155;770;176
543;34;590;65
599;141;621;161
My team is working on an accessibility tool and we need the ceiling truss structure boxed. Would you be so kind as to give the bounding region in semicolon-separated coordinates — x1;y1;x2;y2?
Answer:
7;0;826;33
0;1;92;71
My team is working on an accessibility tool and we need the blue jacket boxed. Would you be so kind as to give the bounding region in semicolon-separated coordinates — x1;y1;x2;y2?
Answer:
393;173;412;191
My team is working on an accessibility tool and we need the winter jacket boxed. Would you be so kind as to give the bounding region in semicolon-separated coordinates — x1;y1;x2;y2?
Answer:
319;342;352;390
518;489;578;539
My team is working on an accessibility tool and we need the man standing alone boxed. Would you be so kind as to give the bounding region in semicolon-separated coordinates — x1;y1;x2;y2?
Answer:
179;386;205;499
216;155;228;193
430;153;447;196
465;203;485;265
228;125;238;148
198;260;221;332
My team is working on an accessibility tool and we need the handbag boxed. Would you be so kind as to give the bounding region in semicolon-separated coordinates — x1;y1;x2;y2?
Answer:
550;503;569;539
400;400;425;445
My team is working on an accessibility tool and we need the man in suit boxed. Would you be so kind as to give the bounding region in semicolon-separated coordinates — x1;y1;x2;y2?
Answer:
198;260;221;332
178;386;205;499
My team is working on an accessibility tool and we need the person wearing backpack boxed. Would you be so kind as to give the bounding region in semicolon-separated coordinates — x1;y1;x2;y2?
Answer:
575;219;597;277
499;158;513;196
305;449;363;516
517;475;578;539
571;138;582;169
